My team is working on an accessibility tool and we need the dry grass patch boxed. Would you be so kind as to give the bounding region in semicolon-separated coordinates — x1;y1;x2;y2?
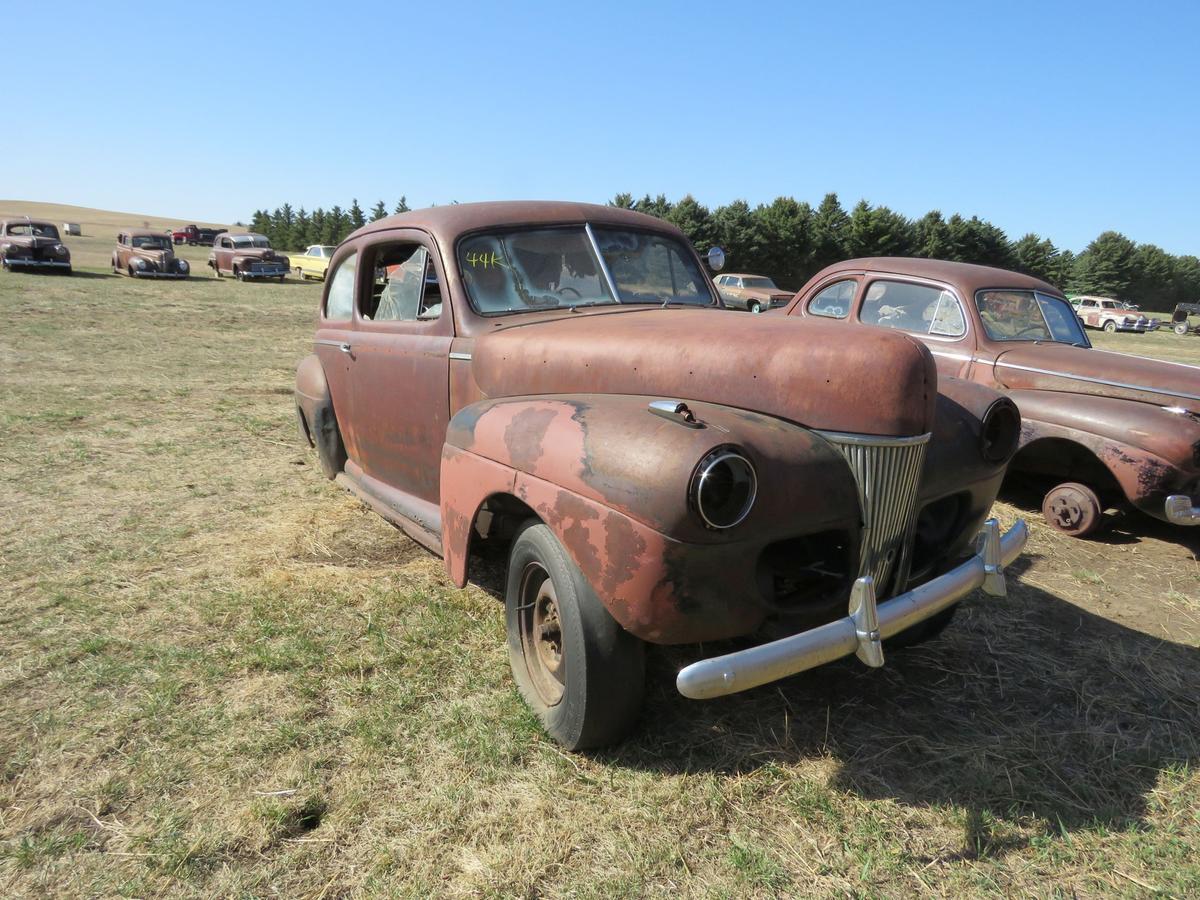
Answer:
1;267;1198;897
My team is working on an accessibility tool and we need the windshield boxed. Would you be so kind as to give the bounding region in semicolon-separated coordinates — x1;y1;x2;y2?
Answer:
132;235;171;250
742;276;779;290
457;225;713;315
976;290;1089;345
7;222;60;238
233;235;271;249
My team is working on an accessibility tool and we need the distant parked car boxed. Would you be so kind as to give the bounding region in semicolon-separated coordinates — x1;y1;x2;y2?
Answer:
172;224;222;246
112;229;190;278
785;258;1200;537
208;232;290;281
291;245;337;281
1072;296;1155;333
713;273;793;313
0;218;72;274
1171;303;1200;336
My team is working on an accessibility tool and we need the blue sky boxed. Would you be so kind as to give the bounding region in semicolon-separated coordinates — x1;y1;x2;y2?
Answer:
11;0;1198;255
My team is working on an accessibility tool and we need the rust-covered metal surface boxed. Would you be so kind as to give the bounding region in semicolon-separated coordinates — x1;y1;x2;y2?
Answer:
295;203;1020;648
471;309;936;436
786;256;1200;523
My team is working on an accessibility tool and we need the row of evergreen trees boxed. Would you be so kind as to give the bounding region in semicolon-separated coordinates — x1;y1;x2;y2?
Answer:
248;197;410;256
248;192;1198;313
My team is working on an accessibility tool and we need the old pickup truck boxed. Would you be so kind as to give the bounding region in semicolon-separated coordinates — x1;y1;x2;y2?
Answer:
0;218;72;274
172;224;223;246
112;229;190;278
294;202;1027;749
784;257;1200;537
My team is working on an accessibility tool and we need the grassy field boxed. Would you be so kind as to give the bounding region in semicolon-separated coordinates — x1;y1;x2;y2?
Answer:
1;263;1198;898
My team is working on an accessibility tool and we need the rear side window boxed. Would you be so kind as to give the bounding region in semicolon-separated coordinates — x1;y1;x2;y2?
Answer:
325;252;357;320
861;280;966;337
807;280;856;319
362;243;443;322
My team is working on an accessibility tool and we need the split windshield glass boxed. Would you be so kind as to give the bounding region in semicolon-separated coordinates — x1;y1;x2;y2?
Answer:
457;225;713;315
8;223;60;238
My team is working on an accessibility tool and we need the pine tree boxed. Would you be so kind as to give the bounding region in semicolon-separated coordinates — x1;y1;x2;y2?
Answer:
810;193;850;271
349;199;366;231
394;196;410;214
665;195;716;252
294;208;311;249
370;200;388;221
755;197;812;288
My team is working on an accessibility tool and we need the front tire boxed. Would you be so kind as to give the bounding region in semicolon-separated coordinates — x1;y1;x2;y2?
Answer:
1177;323;1190;336
506;522;644;750
748;300;762;314
1103;320;1117;333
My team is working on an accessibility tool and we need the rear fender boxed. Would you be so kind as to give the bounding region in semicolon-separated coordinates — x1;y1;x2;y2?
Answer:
295;354;343;479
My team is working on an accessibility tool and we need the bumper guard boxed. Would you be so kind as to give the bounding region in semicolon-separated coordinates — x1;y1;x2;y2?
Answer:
1165;495;1200;525
676;518;1028;699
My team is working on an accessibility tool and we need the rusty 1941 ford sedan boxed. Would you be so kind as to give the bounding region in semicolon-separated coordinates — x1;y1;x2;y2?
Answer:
0;218;72;274
112;228;190;278
294;202;1028;748
784;257;1200;537
208;232;290;281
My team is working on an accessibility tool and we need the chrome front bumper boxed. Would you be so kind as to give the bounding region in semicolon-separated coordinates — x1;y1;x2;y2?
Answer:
1165;495;1200;525
134;271;188;279
3;258;70;269
676;518;1028;700
243;267;288;278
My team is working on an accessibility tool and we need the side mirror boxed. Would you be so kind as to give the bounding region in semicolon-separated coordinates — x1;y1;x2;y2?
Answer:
706;247;726;271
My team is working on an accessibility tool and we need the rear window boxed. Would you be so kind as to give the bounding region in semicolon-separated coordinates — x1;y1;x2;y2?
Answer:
860;280;966;337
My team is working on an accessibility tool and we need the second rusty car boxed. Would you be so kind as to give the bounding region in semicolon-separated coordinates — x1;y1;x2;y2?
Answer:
784;258;1200;537
294;202;1027;749
208;232;290;281
112;229;190;278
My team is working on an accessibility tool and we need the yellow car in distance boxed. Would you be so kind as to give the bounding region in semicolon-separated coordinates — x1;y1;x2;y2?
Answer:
291;245;337;281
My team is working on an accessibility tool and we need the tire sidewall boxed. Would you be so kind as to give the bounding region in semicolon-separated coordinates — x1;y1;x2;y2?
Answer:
505;522;643;750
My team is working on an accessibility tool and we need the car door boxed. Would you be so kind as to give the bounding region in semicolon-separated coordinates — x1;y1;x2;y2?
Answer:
116;233;128;270
348;229;453;508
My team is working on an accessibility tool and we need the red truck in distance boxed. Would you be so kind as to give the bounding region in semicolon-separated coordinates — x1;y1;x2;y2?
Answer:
171;224;223;246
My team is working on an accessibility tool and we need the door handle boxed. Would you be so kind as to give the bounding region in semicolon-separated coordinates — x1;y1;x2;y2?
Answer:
339;342;351;354
315;338;352;354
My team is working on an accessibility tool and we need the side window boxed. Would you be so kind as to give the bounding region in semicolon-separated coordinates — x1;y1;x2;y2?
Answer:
860;280;966;338
220;237;232;249
808;280;856;319
324;251;357;321
362;243;442;323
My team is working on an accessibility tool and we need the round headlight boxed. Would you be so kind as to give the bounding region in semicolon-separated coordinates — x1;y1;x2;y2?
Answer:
980;398;1020;463
178;259;190;272
690;446;757;529
56;244;69;256
135;258;147;268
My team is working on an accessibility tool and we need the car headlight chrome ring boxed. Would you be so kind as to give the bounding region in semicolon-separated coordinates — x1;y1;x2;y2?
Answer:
690;446;757;529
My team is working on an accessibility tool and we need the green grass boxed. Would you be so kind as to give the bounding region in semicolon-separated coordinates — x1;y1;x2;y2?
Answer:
0;265;1198;897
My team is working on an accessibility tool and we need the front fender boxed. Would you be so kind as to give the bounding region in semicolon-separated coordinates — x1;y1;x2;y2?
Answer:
1012;389;1200;514
440;394;862;643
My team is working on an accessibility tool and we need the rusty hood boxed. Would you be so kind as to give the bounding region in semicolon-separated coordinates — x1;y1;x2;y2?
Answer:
470;309;937;436
993;343;1200;412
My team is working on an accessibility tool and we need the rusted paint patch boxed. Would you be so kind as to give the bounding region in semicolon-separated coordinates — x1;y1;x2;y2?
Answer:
502;407;559;472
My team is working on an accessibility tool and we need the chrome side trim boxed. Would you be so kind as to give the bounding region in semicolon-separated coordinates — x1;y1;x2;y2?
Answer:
995;360;1200;402
676;519;1027;700
929;349;974;363
448;351;473;361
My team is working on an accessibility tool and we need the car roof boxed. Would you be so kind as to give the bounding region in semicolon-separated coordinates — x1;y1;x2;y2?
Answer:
819;257;1063;296
344;200;685;246
125;228;170;238
2;217;56;227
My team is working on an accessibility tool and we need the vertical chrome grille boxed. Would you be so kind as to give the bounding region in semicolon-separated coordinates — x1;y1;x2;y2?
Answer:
816;431;930;593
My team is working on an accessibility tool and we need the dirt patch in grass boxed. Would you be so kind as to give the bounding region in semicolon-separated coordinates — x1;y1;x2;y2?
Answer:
1;268;1197;897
